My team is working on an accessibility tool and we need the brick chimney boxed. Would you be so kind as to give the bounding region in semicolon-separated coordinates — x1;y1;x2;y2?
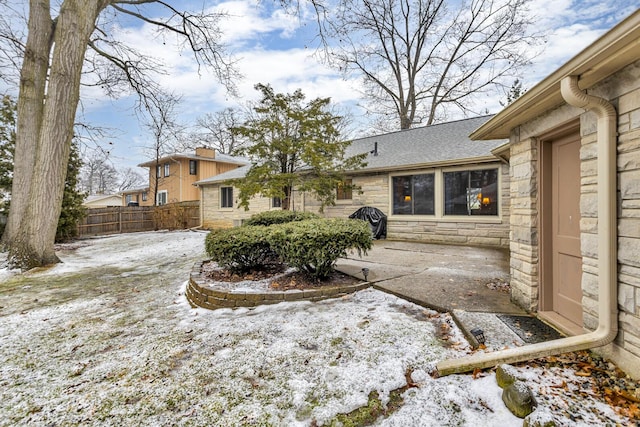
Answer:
195;147;215;158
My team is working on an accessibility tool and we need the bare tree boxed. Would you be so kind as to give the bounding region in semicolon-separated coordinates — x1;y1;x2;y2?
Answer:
318;0;541;129
80;150;117;194
117;167;145;192
1;0;236;268
142;91;183;206
191;107;247;155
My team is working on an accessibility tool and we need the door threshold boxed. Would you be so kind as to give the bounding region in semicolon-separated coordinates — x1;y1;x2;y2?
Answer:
538;311;585;337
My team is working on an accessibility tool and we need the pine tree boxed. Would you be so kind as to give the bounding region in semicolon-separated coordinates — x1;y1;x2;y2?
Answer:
0;95;16;234
56;140;86;242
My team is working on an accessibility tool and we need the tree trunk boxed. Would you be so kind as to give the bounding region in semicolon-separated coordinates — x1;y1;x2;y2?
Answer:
1;0;52;249
4;0;108;269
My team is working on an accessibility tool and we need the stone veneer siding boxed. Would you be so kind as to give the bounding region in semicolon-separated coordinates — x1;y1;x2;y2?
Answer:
509;60;640;375
304;163;510;248
200;184;273;229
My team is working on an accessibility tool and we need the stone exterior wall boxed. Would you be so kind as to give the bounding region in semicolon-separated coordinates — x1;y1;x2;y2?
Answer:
305;163;510;248
200;184;273;229
509;60;640;375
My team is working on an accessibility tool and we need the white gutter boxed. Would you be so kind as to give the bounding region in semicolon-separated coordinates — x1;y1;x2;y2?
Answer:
437;75;618;376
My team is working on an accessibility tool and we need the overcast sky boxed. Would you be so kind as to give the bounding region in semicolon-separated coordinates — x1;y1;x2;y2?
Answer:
4;0;639;173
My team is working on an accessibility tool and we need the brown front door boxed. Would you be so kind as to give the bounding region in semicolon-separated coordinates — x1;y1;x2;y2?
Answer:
550;134;583;325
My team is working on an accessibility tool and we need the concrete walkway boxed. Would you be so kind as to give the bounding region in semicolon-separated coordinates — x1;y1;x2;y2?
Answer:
336;240;535;349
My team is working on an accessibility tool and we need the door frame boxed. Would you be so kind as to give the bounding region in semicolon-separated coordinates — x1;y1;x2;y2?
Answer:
537;121;584;334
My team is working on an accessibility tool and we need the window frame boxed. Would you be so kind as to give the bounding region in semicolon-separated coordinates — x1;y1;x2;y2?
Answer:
156;190;168;206
391;173;435;216
389;164;502;221
156;165;162;178
189;159;198;175
220;186;234;209
443;168;499;217
142;192;147;202
336;179;353;201
272;197;282;208
164;163;170;177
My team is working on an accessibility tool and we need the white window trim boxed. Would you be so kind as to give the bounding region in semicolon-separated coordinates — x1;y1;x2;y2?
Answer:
164;163;170;177
157;190;168;206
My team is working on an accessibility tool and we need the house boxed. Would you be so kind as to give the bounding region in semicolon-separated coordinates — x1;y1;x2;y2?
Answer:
196;115;510;247
120;186;151;207
309;116;510;247
137;147;248;206
468;10;640;376
83;194;123;208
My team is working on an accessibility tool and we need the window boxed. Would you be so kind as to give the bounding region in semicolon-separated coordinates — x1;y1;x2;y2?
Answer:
189;159;198;175
221;187;233;208
157;190;168;206
156;165;162;178
336;179;353;200
164;163;170;177
272;197;282;208
392;174;435;215
125;194;133;204
444;169;498;216
142;192;147;202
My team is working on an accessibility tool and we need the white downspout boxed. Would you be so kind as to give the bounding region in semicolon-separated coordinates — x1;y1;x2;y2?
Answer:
437;75;618;376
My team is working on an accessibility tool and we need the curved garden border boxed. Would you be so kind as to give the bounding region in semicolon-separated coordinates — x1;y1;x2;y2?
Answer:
186;261;371;310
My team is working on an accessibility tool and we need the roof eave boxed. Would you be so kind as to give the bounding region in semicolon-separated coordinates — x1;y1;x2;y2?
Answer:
471;10;640;140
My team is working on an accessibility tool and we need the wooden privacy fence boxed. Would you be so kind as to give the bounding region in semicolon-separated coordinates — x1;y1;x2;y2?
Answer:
77;201;200;237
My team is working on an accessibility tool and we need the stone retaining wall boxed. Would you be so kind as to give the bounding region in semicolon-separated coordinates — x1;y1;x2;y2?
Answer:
186;261;370;310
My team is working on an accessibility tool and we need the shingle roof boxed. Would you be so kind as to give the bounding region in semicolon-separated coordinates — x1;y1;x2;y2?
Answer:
344;115;507;172
195;116;506;186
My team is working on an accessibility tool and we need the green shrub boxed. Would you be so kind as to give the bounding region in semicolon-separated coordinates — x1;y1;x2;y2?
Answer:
205;226;278;273
244;210;319;227
268;218;372;281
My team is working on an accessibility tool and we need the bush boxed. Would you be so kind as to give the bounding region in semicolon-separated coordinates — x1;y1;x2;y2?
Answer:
268;218;372;281
244;210;319;227
205;226;278;273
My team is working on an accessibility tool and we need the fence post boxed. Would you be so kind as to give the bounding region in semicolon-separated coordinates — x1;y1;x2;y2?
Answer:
119;207;122;234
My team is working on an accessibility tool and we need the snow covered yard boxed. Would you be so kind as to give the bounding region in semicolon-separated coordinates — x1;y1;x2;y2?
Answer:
0;231;633;426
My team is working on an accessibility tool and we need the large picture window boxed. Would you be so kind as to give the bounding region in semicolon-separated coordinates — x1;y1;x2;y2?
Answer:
444;169;498;216
392;174;434;215
221;187;233;208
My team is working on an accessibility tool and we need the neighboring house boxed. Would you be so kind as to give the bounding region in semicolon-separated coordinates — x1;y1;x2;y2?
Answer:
138;147;248;206
470;11;640;376
83;194;123;208
196;115;510;247
120;186;152;207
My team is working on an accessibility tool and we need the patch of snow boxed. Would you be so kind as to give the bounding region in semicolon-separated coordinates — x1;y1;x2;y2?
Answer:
0;231;635;426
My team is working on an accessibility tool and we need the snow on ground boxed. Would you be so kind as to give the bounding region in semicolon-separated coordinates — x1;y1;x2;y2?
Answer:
0;231;634;426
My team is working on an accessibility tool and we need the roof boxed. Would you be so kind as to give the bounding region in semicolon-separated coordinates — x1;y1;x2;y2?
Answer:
138;151;249;167
84;194;121;202
471;9;640;140
120;186;150;195
195;164;251;185
344;115;506;173
195;116;506;186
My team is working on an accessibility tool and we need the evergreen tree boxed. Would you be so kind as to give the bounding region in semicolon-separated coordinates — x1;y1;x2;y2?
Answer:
0;95;85;241
233;84;367;211
0;95;16;234
56;140;86;242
